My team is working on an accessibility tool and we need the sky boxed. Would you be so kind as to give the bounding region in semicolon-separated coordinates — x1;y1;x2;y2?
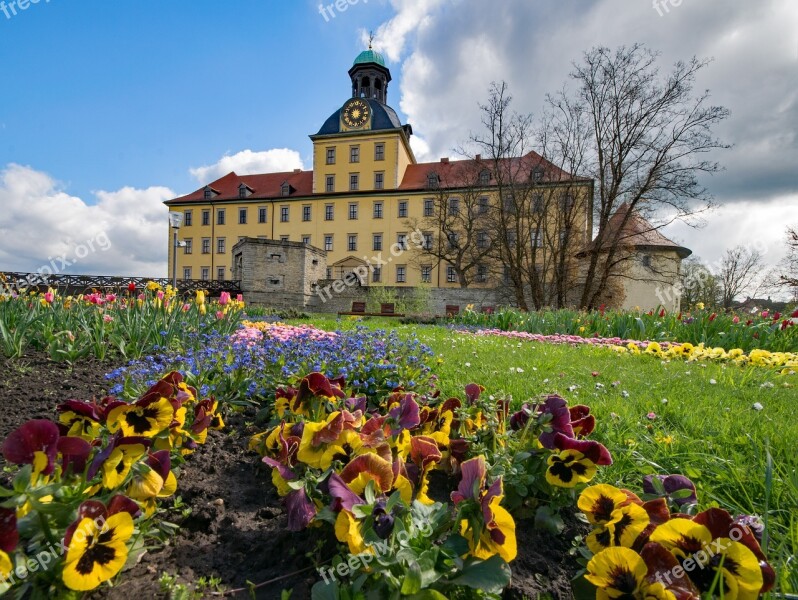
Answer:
0;0;796;285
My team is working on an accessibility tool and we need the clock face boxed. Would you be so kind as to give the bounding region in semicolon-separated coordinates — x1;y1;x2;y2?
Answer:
342;99;370;129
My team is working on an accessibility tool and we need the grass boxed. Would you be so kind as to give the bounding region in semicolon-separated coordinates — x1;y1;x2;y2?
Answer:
300;315;798;593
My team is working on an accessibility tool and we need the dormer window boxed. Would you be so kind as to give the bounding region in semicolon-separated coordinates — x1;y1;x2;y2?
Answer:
238;184;251;199
532;167;545;183
203;186;215;200
479;170;491;186
281;183;291;197
427;173;440;189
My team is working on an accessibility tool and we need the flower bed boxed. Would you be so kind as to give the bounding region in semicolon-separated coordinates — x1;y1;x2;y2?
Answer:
457;327;798;371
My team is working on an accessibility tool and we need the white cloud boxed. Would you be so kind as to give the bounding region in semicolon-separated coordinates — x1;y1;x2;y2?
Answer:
0;164;172;277
361;0;449;62
189;148;304;184
662;196;798;298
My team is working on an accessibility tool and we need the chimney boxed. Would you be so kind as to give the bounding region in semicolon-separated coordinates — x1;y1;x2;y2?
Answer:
293;169;302;173
475;154;481;161
440;157;449;163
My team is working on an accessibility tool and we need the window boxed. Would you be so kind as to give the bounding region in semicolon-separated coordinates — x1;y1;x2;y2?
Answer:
326;267;332;279
532;229;544;248
559;230;569;249
325;204;334;221
448;197;460;216
350;145;360;163
478;196;489;214
397;233;408;250
280;206;289;222
239;208;247;224
258;207;268;223
479;170;491;186
348;203;358;220
201;267;210;281
325;175;335;193
424;199;434;217
422;232;433;250
503;193;516;215
447;232;459;250
281;183;291;197
183;210;193;226
477;231;488;249
326;147;336;165
302;205;311;222
374;172;384;190
239;185;249;199
504;266;512;284
348;234;358;251
560;194;575;211
182;267;191;280
532;167;544;182
373;233;383;251
398;200;408;218
374;143;385;161
204;187;213;200
202;210;210;226
302;235;311;245
396;265;406;283
184;238;193;254
476;264;488;283
217;209;225;225
506;230;517;247
217;267;226;281
446;266;458;283
217;238;226;254
421;265;432;283
427;173;440;189
373;267;382;283
533;194;544;214
280;235;289;243
324;235;333;252
642;254;652;269
201;238;211;254
349;174;359;191
373;202;383;219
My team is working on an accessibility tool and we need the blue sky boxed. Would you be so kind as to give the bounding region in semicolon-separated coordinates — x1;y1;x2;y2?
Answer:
0;0;399;198
1;0;796;285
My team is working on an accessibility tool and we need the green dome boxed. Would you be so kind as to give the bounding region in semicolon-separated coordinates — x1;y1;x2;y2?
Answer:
353;49;386;67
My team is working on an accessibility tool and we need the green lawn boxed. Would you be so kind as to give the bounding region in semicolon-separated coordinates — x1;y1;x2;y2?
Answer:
302;315;798;590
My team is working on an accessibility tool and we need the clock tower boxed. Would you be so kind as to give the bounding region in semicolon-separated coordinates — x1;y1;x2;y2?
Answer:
310;47;415;193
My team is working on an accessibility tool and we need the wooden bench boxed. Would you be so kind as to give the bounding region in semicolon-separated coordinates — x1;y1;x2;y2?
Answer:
445;305;460;317
338;301;405;317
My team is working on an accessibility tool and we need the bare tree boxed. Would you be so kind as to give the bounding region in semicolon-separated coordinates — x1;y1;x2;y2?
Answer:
405;162;495;288
717;246;765;309
679;257;721;308
547;45;730;309
778;226;798;293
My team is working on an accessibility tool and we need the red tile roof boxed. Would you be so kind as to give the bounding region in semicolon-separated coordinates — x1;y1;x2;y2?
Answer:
397;151;583;190
166;170;313;204
589;203;692;258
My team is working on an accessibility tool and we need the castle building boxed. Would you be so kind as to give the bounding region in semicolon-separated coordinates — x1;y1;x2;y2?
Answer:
164;48;592;289
164;48;688;311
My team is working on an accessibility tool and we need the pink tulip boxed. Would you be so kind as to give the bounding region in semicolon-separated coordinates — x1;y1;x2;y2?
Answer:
43;291;54;303
137;293;146;301
156;290;165;300
216;310;225;320
761;310;769;318
219;291;231;306
236;294;243;302
732;316;740;324
182;303;191;312
103;314;114;323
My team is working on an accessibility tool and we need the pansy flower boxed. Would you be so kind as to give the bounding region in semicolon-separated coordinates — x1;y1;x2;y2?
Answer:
106;395;175;438
62;499;138;591
409;435;442;504
87;436;150;489
386;393;421;435
0;507;18;553
127;451;178;514
452;456;516;563
57;400;104;441
586;547;680;600
649;508;774;597
0;550;11;583
297;412;345;470
2;419;60;478
340;453;394;495
643;474;697;509
546;433;611;488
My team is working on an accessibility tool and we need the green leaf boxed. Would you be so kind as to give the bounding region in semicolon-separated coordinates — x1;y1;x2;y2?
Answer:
406;591;448;600
447;555;511;594
441;534;469;557
400;561;422;595
534;505;565;535
311;580;340;600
